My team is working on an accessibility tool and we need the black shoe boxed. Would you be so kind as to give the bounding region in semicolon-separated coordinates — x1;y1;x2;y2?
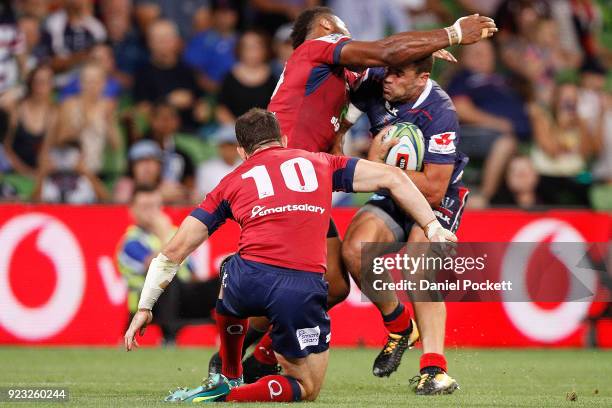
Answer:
242;353;281;384
208;352;222;374
410;367;459;395
372;320;419;377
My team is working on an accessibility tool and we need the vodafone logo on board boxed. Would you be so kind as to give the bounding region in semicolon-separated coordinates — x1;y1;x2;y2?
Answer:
0;213;86;341
501;219;597;343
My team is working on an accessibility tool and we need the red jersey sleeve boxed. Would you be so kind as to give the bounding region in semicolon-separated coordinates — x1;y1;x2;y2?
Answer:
305;34;351;65
190;179;233;235
319;153;359;192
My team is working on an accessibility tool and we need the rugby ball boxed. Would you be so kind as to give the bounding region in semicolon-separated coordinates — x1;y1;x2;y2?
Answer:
382;122;425;171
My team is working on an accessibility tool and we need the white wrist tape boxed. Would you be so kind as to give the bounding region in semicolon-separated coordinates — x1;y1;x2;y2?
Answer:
423;219;443;241
138;253;179;310
445;17;466;45
344;103;363;125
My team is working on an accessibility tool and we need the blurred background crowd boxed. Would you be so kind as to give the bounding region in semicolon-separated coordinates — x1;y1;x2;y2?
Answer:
0;0;610;210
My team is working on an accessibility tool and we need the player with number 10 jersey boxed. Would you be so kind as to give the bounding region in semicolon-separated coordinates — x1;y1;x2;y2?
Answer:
194;146;357;273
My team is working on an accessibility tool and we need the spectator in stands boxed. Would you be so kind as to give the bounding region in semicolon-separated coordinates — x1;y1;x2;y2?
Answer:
329;0;410;41
494;0;550;43
216;30;277;124
501;18;581;104
99;0;148;89
456;0;504;16
15;0;50;21
133;19;205;132
0;0;27;108
3;65;57;177
248;0;320;35
530;81;594;206
50;63;121;175
144;102;195;204
448;40;530;208
193;125;241;200
113;140;163;203
117;185;195;345
59;44;123;101
592;89;612;184
18;15;47;70
134;0;211;40
492;155;542;208
32;139;109;203
42;0;106;86
578;57;608;132
183;0;239;94
271;23;292;78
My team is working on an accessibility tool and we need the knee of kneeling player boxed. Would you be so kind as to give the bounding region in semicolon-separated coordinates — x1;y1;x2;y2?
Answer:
298;377;321;401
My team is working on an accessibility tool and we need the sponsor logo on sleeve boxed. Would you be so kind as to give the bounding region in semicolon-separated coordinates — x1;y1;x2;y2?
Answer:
296;326;321;350
428;132;456;154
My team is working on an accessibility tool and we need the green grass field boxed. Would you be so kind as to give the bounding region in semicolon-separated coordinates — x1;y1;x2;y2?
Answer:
1;347;611;407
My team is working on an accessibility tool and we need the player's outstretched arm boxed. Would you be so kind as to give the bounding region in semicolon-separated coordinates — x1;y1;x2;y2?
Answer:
351;159;457;244
124;216;209;351
339;14;497;67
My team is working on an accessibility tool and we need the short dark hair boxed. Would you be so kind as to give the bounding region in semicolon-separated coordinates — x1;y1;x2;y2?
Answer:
405;55;434;74
235;108;282;154
290;6;334;49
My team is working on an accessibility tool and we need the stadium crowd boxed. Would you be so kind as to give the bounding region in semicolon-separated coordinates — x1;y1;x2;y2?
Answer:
0;0;610;209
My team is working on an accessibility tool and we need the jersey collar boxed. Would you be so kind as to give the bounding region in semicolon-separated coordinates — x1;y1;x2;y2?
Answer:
411;79;433;110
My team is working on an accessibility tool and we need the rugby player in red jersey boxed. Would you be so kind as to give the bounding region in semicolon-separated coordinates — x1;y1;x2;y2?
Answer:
125;109;456;403
238;6;496;382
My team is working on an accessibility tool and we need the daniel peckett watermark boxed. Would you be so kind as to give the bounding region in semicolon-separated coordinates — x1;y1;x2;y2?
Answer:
369;253;513;292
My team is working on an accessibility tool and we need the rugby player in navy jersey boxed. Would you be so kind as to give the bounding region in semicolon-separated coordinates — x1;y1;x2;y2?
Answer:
124;109;456;402
340;56;468;394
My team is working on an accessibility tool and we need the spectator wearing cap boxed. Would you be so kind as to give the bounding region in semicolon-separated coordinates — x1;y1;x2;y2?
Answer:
144;102;195;204
271;23;292;78
193;124;241;200
113;139;164;203
183;0;239;94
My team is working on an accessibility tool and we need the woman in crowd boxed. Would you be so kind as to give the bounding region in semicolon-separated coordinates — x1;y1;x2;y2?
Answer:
3;65;57;177
530;81;596;205
48;63;121;175
215;30;277;124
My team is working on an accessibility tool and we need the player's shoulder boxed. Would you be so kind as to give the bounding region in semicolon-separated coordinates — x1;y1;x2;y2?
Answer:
295;34;350;54
418;80;457;123
309;33;350;44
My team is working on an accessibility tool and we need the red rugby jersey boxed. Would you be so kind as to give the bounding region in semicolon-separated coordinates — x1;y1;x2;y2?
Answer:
268;34;361;153
192;146;358;273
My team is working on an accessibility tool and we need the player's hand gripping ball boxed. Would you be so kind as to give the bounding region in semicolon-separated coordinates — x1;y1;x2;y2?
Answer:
381;122;426;171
